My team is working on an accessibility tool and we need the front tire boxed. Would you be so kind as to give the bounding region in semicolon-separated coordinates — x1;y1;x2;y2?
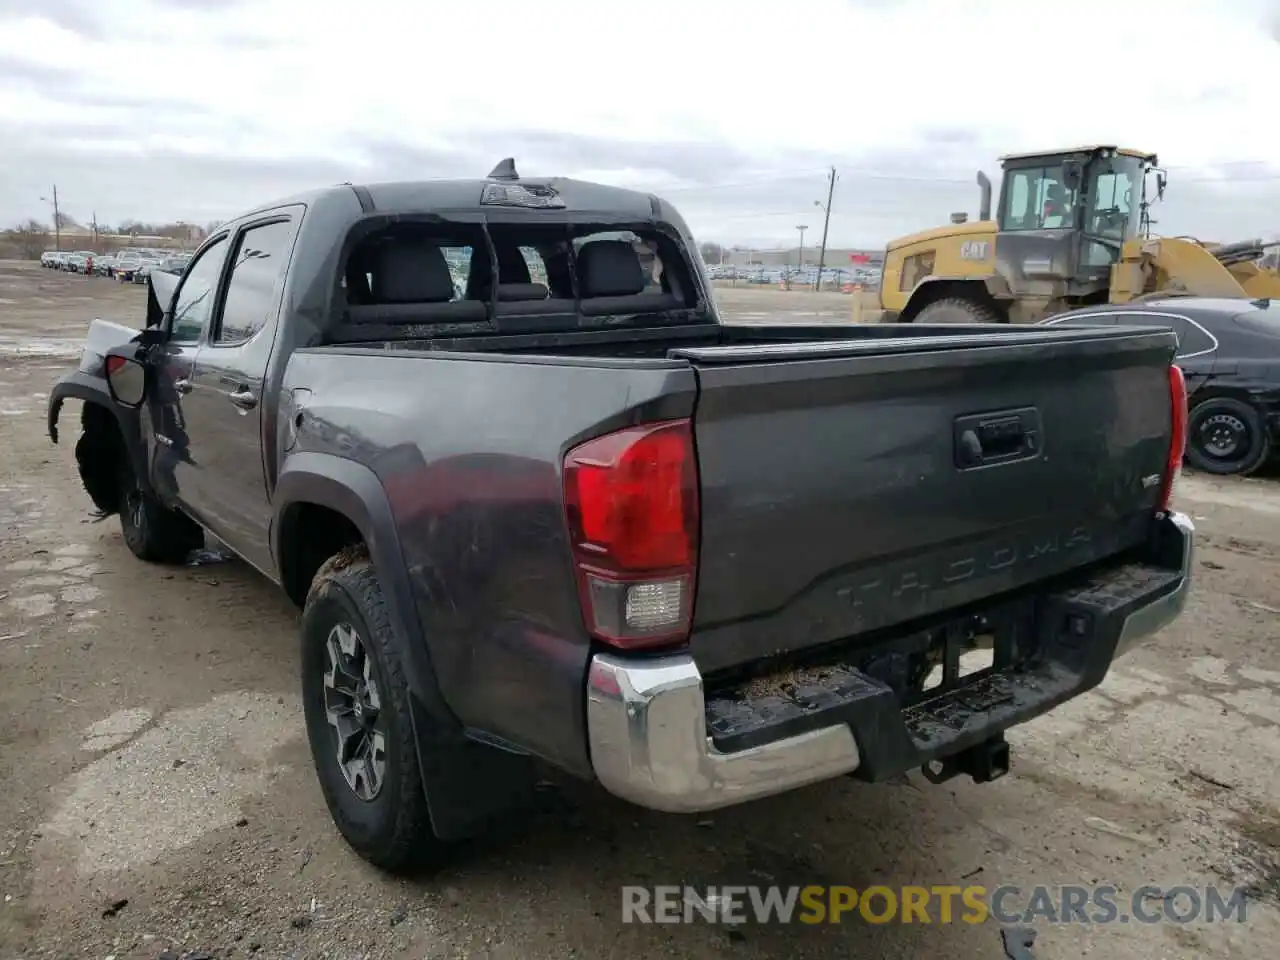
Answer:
1185;397;1271;476
301;550;443;873
912;296;1002;324
116;456;202;562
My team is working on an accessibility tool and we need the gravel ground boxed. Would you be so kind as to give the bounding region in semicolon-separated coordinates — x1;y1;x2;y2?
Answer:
1;261;1278;959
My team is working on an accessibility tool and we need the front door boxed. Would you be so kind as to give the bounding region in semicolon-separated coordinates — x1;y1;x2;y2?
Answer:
181;215;298;574
145;234;231;511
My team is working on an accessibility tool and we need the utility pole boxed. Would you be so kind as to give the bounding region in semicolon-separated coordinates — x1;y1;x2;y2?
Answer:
41;185;61;250
813;166;836;291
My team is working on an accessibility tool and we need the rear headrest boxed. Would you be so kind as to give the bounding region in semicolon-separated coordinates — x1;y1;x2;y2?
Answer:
497;282;549;302
372;241;456;303
495;245;532;285
577;240;645;298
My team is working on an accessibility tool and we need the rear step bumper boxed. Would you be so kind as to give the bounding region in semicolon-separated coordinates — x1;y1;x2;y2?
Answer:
585;512;1193;814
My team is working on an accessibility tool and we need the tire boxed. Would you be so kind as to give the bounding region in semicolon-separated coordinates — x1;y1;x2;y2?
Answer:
116;455;203;562
1185;397;1271;476
912;296;1002;324
301;550;443;874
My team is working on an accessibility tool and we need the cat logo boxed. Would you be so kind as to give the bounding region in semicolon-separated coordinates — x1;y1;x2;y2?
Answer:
960;240;990;261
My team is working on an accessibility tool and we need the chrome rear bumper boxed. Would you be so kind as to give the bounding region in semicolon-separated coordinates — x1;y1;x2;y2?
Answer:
586;655;862;813
585;511;1194;813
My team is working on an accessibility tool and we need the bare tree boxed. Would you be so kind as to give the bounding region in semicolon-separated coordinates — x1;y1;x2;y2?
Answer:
699;242;726;264
5;219;52;259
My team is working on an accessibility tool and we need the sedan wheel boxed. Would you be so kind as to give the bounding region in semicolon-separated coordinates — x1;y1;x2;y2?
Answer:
1185;397;1271;476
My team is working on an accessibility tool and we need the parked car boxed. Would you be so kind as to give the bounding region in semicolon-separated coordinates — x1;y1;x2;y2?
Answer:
156;255;192;276
113;252;144;282
130;256;163;284
49;170;1193;874
94;255;117;277
1041;296;1280;476
63;253;89;273
40;250;61;267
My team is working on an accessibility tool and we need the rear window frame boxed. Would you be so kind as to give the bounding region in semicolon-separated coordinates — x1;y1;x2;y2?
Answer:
329;213;707;342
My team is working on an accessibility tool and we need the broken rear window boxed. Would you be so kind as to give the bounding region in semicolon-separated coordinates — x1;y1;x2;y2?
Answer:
337;219;699;335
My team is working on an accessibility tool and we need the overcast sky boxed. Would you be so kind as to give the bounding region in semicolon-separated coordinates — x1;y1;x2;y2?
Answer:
2;0;1278;248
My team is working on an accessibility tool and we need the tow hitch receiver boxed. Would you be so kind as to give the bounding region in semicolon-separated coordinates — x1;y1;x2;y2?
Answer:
922;734;1011;785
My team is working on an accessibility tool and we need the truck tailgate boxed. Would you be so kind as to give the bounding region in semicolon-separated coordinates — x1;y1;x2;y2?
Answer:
673;327;1177;675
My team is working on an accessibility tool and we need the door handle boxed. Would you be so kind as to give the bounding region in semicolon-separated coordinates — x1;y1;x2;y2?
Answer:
228;387;258;411
173;378;192;395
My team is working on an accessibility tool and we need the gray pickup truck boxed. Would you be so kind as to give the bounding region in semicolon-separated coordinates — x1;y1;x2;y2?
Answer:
48;161;1195;873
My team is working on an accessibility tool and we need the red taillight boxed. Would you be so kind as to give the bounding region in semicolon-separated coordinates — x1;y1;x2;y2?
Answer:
563;419;699;649
104;354;128;376
1160;364;1188;512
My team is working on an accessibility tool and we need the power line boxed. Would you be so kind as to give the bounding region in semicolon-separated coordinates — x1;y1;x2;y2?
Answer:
641;162;1280;196
654;170;831;194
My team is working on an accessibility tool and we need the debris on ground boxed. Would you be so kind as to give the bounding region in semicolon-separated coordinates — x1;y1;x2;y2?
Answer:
1001;926;1036;960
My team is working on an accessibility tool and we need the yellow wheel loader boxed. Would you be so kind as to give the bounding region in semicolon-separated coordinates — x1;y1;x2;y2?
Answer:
875;145;1279;324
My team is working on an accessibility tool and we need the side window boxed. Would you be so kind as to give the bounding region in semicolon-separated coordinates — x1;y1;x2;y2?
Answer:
1001;166;1074;232
1114;313;1188;347
215;220;294;344
1005;172;1030;228
169;237;229;343
1176;318;1216;357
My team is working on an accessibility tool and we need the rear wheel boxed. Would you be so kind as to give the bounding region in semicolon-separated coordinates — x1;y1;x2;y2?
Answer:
116;456;203;562
912;297;1002;324
301;551;444;873
1185;397;1271;476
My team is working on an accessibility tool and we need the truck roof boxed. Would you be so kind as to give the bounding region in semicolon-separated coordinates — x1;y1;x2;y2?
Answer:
237;171;664;224
999;145;1157;165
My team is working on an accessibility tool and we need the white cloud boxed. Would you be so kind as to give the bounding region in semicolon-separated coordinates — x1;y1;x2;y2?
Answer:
1;0;1277;246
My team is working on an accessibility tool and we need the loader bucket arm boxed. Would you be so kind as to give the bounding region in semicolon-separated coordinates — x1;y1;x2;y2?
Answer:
1227;261;1280;298
1139;237;1255;298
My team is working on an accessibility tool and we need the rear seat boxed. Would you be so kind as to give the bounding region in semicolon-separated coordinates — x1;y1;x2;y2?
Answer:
576;240;681;316
345;240;487;325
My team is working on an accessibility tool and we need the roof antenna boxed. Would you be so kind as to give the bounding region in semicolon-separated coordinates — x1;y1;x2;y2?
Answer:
487;158;519;181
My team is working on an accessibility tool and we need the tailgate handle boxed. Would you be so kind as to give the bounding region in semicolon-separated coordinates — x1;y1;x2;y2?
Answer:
954;408;1040;469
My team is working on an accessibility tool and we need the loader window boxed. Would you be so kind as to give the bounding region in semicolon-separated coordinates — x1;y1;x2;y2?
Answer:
1000;165;1076;232
1085;157;1142;240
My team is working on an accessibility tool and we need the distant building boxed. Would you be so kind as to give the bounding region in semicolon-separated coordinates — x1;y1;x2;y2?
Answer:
719;246;884;268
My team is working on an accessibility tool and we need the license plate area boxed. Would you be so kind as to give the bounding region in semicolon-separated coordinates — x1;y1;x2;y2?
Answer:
854;597;1037;709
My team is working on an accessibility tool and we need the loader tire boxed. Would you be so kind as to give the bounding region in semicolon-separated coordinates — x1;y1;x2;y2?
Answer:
913;297;1002;325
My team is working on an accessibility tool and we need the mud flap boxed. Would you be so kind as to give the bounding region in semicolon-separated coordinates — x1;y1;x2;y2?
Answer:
408;693;537;842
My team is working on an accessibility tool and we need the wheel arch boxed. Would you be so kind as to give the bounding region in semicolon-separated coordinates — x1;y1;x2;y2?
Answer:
49;373;151;512
900;277;1007;323
273;453;437;703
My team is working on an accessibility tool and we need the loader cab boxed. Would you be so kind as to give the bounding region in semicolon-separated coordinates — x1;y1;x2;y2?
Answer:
994;146;1157;298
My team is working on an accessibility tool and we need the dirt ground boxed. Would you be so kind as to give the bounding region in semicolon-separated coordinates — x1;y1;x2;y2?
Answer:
1;261;1278;959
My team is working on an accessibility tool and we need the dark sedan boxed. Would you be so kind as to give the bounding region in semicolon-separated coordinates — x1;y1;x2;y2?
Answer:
1042;297;1280;476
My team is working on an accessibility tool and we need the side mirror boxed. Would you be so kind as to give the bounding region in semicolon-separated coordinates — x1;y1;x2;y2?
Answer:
105;353;146;408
